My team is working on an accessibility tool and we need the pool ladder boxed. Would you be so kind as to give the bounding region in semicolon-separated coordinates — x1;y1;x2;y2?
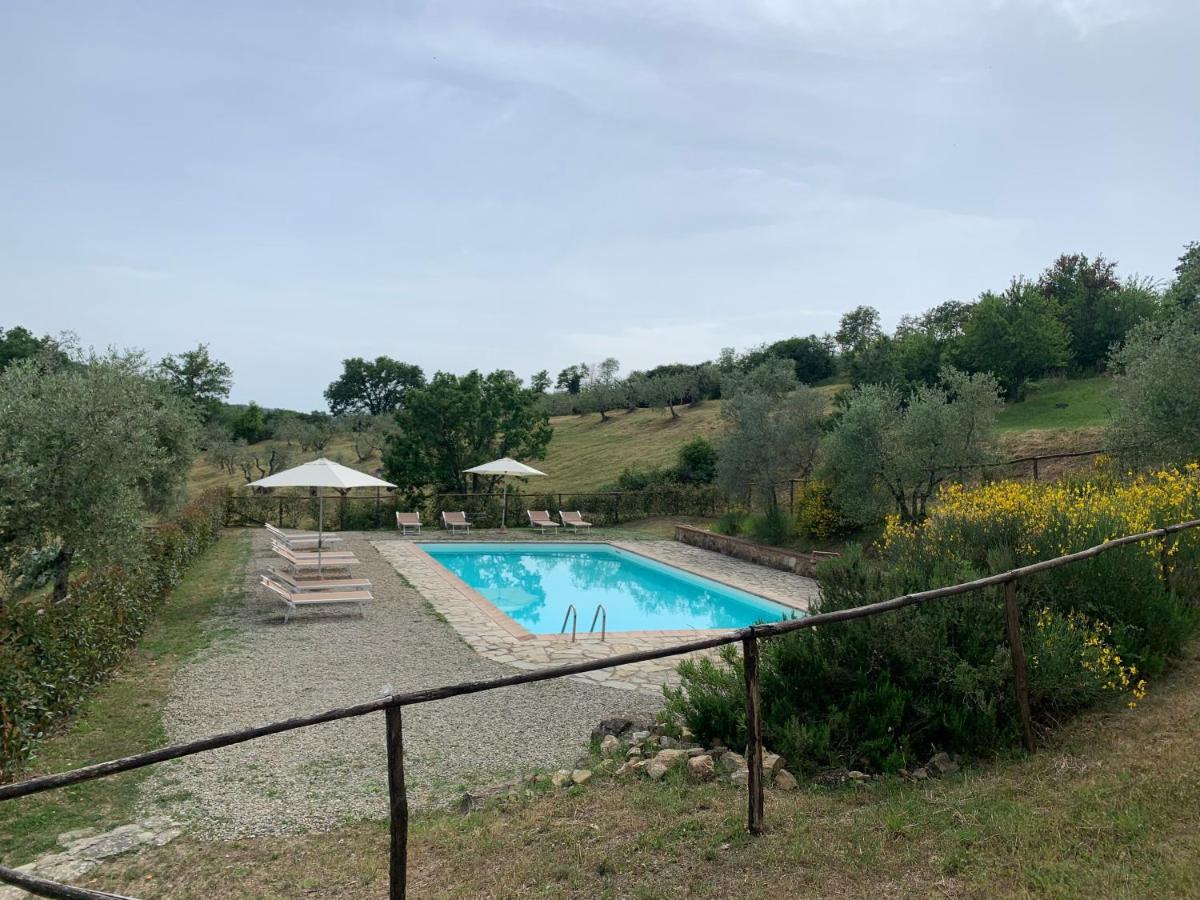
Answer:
560;603;607;642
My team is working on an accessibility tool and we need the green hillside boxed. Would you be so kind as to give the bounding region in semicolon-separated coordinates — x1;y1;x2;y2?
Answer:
995;376;1113;432
194;377;1115;497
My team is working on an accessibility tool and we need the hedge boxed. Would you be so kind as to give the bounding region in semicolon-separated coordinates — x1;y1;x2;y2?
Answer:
0;488;227;780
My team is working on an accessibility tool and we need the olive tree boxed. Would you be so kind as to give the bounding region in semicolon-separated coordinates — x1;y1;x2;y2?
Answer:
0;350;199;601
821;368;1002;524
717;364;825;511
1108;304;1200;467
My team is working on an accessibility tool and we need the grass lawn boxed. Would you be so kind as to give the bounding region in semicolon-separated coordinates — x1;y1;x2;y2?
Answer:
0;532;250;866
78;643;1200;898
996;376;1113;433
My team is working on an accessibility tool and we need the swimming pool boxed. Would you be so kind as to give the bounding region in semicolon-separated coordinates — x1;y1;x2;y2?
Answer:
418;543;798;634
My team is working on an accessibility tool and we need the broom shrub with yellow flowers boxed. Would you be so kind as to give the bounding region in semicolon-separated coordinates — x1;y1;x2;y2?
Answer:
667;466;1200;775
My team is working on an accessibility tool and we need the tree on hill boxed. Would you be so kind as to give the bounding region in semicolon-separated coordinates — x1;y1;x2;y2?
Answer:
954;280;1070;400
0;326;67;372
1165;241;1199;310
325;356;425;416
743;335;836;384
717;362;823;511
0;350;198;601
821;368;1002;524
1108;304;1200;467
555;364;589;395
158;343;232;420
230;401;271;443
580;358;624;421
384;369;552;496
530;369;551;393
1037;253;1156;370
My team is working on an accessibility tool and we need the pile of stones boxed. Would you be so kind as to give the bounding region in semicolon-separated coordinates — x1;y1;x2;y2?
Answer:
584;717;800;792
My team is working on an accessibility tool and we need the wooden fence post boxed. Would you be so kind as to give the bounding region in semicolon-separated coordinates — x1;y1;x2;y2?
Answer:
1003;579;1036;753
1160;534;1173;590
742;633;765;835
1032;457;1040;481
385;706;408;899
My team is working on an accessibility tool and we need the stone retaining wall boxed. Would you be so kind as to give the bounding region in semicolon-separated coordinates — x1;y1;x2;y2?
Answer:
672;524;837;578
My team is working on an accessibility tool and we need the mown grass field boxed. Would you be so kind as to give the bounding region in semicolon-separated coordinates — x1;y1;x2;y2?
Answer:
995;376;1113;433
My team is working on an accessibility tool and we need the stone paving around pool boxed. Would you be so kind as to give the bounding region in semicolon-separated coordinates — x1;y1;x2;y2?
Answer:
372;537;821;695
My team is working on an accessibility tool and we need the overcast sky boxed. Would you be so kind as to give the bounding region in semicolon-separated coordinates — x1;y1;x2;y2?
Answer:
1;1;1197;410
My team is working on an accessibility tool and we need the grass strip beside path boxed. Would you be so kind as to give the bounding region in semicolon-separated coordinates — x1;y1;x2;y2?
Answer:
0;531;250;865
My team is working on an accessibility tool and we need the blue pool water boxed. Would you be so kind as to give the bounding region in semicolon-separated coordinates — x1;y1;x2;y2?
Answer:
419;543;798;633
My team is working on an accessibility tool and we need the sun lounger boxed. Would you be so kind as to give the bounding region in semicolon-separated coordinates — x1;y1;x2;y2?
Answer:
260;574;372;624
265;522;342;549
270;541;360;572
396;512;422;535
527;510;560;535
442;511;472;534
559;510;592;534
266;567;371;592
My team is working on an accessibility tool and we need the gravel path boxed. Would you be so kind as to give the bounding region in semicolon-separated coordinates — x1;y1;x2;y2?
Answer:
140;530;659;839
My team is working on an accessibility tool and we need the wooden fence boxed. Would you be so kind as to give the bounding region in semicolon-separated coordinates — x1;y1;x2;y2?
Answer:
2;517;1196;899
226;485;724;532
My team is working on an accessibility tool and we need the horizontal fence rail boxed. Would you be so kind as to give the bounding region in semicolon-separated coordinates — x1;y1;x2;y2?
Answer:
3;518;1197;899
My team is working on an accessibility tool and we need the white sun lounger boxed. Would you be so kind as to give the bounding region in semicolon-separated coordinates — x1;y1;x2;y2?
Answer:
527;510;560;535
266;567;371;592
260;574;372;624
559;510;592;534
265;522;343;549
441;511;472;534
270;541;360;572
396;512;422;535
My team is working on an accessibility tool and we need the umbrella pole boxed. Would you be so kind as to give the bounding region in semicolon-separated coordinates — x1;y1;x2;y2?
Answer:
318;492;324;576
501;480;507;533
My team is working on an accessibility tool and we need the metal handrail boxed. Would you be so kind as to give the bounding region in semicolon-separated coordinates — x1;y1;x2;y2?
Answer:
589;603;607;641
560;604;577;641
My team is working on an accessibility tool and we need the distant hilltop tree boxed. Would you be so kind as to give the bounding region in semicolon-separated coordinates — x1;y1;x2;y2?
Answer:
158;342;232;421
325;356;426;416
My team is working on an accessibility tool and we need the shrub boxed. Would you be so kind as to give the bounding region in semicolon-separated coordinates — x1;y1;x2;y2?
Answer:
0;489;227;779
746;506;793;546
667;468;1200;773
713;510;746;536
793;480;853;540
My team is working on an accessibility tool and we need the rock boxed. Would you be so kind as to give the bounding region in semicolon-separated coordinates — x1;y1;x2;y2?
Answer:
592;718;633;741
762;751;786;775
729;767;750;787
927;752;959;777
630;729;651;743
550;769;573;789
722;752;747;771
626;746;643;759
659;735;679;750
911;767;929;781
813;768;849;787
571;769;593;785
687;754;715;782
646;748;686;781
56;828;99;848
848;770;870;782
774;769;799;791
709;745;727;758
686;746;706;758
600;734;622;756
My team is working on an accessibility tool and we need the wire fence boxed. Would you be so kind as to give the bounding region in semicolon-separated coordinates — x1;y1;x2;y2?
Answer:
2;517;1197;899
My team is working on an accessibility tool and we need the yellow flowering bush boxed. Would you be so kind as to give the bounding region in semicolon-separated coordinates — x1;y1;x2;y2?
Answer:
883;463;1200;570
1027;607;1149;714
883;463;1200;677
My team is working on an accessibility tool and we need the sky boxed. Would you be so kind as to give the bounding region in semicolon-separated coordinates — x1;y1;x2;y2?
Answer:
1;0;1197;410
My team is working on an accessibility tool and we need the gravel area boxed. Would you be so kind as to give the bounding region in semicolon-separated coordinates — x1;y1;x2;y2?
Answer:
139;529;659;839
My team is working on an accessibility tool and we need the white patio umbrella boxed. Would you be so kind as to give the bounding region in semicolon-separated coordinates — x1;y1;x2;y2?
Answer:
462;457;547;531
248;458;395;568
